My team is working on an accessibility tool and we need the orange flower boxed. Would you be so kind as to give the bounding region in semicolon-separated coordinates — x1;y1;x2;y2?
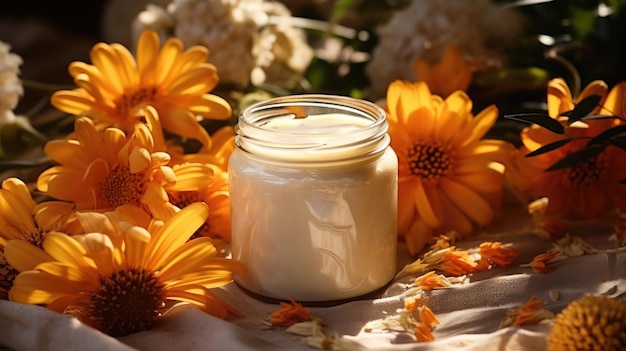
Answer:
414;44;472;97
439;249;477;276
166;126;235;242
386;80;512;255
50;30;231;148
269;298;312;327
0;177;81;298
414;271;451;291
507;79;626;219
36;111;214;217
530;250;561;273
475;241;518;271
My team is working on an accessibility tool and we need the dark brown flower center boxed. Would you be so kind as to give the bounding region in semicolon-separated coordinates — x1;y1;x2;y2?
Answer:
0;252;19;298
563;154;606;188
99;165;146;208
407;140;453;184
114;87;159;118
88;268;166;337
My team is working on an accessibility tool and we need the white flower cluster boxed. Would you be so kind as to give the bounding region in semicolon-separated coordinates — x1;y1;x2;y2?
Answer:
0;40;23;124
365;0;526;99
133;0;314;88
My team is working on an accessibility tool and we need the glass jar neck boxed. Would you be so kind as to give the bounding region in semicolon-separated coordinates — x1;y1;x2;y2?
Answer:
235;94;390;163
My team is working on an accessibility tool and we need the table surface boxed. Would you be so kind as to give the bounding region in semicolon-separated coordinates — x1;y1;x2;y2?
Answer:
2;205;624;351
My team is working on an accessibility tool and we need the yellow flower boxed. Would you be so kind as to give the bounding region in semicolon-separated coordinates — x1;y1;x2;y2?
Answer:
50;30;232;148
507;79;626;218
36;111;214;217
386;80;512;255
548;295;626;351
6;202;245;337
167;126;235;242
413;44;473;97
0;177;80;298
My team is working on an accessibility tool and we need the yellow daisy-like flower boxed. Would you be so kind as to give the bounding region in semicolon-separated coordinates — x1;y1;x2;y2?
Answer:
386;80;512;255
0;177;80;298
36;109;214;216
166;126;235;242
6;202;245;337
548;295;626;351
414;44;473;97
50;29;232;148
507;79;626;218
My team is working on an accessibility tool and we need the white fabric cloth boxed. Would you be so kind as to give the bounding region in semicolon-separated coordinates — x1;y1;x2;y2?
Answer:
1;207;624;351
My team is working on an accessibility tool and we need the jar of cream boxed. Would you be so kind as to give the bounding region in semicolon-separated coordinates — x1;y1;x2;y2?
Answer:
229;95;397;302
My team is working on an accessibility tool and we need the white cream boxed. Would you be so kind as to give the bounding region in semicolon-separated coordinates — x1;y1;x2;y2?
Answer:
229;96;397;301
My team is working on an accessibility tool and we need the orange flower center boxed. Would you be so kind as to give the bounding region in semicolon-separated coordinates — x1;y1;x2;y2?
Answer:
563;154;606;188
407;141;453;183
99;165;146;208
88;268;166;337
114;87;159;118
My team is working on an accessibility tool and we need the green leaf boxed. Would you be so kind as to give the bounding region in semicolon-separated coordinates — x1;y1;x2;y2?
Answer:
587;124;626;146
546;145;606;172
330;0;356;24
525;138;572;157
562;95;602;125
504;113;565;134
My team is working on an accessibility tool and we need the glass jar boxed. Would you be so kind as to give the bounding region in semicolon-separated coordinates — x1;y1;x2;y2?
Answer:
229;94;397;302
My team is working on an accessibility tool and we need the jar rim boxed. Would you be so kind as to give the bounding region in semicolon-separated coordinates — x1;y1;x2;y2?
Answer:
235;94;389;163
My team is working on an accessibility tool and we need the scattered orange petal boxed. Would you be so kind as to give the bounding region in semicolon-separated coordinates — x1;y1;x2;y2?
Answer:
439;249;477;276
512;296;545;326
530;250;561;273
475;241;518;271
413;321;436;342
414;271;450;291
269;298;312;327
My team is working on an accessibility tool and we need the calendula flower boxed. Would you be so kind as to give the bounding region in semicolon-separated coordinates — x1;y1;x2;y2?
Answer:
50;29;231;148
366;0;524;99
386;80;512;255
507;79;626;219
499;295;554;328
7;202;245;337
269;298;312;327
0;177;81;298
413;44;473;97
548;295;626;351
167;126;235;242
475;241;518;271
36;111;214;217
